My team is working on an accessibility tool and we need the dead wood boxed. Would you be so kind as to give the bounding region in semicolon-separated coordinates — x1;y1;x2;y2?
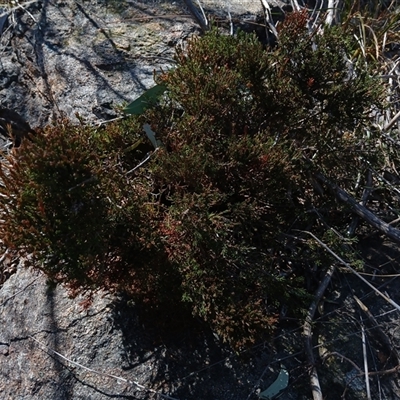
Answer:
314;172;400;244
347;169;373;236
303;264;336;400
354;295;400;366
182;0;208;31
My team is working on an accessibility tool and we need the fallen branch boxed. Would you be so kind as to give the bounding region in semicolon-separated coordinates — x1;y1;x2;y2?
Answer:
0;0;41;19
347;169;373;237
314;172;400;244
384;109;400;131
301;233;400;398
303;263;336;400
182;0;208;31
360;319;371;400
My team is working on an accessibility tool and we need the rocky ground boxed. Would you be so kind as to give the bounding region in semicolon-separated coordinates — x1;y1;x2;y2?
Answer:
0;0;266;128
0;1;400;399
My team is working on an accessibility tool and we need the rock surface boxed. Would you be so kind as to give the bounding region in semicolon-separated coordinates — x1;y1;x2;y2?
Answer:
0;266;276;400
0;0;265;129
0;0;196;128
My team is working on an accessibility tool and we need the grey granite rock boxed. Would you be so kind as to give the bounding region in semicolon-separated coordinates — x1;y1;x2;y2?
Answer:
0;0;199;128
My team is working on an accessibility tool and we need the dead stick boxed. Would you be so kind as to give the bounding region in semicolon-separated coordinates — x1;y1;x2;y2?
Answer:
303;264;336;400
361;320;371;399
365;365;400;376
354;296;400;365
182;0;208;31
314;172;400;243
347;169;373;236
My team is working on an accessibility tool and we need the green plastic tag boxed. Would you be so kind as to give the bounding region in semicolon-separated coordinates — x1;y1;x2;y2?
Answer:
124;84;167;115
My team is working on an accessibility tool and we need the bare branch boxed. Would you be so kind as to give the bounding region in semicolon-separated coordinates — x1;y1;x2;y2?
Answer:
182;0;208;31
384;109;400;131
347;169;373;236
361;320;371;400
126;148;159;175
259;0;278;39
303;264;336;400
314;172;400;244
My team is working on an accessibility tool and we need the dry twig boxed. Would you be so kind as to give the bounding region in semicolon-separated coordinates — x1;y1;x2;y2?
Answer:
182;0;208;31
315;172;400;244
303;263;336;400
354;295;400;366
361;319;371;400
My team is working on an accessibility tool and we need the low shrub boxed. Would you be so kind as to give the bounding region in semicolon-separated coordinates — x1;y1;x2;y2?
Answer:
0;11;384;349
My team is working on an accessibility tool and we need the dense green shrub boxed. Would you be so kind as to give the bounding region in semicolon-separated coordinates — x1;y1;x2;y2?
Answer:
145;13;383;345
0;119;174;298
0;12;384;348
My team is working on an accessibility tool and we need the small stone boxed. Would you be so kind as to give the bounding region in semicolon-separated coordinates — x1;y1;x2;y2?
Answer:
0;345;9;356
